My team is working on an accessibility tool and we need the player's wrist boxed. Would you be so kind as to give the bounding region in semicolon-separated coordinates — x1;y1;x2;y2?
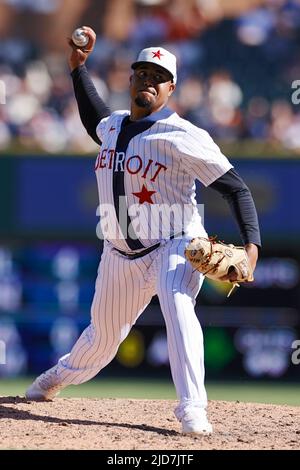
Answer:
244;243;259;255
68;53;87;71
245;244;258;273
69;61;85;72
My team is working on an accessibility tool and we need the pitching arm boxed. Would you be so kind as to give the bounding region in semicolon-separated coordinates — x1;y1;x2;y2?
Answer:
68;26;111;144
71;65;111;144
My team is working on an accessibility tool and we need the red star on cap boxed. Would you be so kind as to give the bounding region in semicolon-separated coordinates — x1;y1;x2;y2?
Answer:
152;50;164;60
132;184;156;204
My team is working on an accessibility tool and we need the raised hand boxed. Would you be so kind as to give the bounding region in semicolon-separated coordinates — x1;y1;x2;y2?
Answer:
68;26;97;71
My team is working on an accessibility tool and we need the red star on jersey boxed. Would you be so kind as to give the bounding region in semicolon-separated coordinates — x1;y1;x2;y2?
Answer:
152;50;164;60
132;184;156;204
109;126;116;132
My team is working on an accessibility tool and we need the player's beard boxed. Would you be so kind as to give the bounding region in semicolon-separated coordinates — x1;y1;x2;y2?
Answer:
135;95;153;109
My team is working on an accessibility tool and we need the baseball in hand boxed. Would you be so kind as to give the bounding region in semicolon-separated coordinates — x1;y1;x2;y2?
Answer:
71;28;89;47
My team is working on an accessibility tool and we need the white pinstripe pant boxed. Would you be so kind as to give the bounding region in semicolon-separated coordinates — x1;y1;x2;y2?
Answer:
56;238;208;409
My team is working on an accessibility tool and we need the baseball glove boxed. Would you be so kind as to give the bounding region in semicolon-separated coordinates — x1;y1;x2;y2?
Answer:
184;236;254;297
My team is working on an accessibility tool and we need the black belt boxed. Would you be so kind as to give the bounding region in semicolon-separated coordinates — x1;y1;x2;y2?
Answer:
114;232;184;260
114;242;160;259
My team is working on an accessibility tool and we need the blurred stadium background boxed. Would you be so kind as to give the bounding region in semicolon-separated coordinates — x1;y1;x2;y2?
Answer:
0;0;299;404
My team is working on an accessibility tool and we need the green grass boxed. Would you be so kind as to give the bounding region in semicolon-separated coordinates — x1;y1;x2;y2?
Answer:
207;382;300;406
0;377;176;399
0;378;299;406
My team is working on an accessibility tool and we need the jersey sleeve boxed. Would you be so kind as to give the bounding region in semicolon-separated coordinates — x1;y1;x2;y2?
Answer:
71;65;111;145
96;111;130;143
96;115;111;143
175;125;233;187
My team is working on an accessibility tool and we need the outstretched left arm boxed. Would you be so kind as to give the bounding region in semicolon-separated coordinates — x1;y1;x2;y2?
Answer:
209;168;261;281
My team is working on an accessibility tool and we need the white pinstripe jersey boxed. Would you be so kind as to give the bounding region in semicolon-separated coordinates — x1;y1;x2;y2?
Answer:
95;107;232;252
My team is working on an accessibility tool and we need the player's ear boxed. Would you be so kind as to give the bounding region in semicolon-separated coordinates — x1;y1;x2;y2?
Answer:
129;75;133;84
168;83;176;96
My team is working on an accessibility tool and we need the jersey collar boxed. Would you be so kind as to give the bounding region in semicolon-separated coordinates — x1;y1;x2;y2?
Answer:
131;107;175;123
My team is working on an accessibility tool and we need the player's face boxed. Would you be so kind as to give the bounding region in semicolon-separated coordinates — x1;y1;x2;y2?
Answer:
130;63;175;113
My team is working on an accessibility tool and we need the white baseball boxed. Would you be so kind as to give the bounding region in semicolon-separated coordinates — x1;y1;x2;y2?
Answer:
72;28;89;47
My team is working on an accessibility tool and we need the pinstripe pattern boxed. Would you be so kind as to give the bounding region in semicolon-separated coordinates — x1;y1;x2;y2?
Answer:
95;108;231;249
156;239;207;405
54;238;207;407
56;242;156;385
34;107;233;415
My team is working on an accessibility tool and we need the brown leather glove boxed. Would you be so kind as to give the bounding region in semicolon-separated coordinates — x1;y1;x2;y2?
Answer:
185;237;254;297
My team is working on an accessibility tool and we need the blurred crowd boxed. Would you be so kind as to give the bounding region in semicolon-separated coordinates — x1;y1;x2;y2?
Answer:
0;0;300;154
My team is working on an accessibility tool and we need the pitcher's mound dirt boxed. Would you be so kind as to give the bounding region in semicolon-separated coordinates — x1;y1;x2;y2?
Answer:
0;397;299;450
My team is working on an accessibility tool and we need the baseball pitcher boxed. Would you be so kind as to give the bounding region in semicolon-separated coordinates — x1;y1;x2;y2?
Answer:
25;27;261;435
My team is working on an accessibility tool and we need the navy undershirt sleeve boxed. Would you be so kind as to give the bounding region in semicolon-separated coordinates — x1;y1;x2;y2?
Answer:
71;65;111;145
209;168;262;248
